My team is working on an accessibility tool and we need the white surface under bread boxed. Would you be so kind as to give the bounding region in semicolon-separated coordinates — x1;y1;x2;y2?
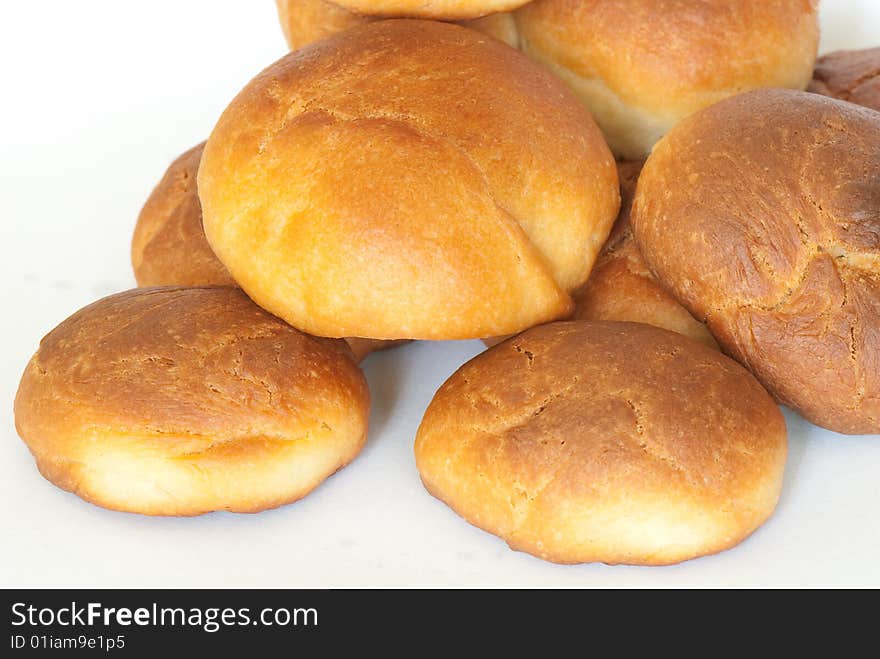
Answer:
0;0;878;587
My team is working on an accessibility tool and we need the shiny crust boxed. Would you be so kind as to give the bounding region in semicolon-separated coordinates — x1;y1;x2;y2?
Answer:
416;321;787;565
572;161;717;348
275;0;520;50
14;287;370;515
631;89;880;434
514;0;819;158
131;143;235;288
326;0;529;20
132;143;403;362
809;47;880;112
199;20;619;340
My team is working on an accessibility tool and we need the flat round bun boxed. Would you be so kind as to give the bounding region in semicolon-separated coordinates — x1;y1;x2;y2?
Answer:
416;321;787;565
631;89;880;435
809;47;880;112
132;143;235;288
275;0;519;50
572;161;717;348
133;143;403;363
514;0;819;159
14;287;370;516
199;19;619;340
325;0;528;20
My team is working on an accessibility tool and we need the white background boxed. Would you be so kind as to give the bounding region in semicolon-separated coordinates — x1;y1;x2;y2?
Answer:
1;1;878;588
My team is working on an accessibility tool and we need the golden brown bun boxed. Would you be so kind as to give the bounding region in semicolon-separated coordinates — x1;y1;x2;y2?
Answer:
572;161;718;348
809;47;880;112
132;143;235;288
14;287;370;516
199;20;620;340
416;321;787;565
514;0;819;159
133;143;404;362
275;0;519;50
482;161;716;349
631;89;880;435
325;0;528;20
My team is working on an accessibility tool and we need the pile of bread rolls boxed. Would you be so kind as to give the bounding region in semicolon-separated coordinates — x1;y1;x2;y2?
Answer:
13;0;880;566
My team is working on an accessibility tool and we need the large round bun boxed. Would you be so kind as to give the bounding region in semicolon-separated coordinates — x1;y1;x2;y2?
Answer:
809;47;880;112
416;321;787;565
325;0;528;20
199;19;619;340
14;287;370;516
631;89;880;435
275;0;519;50
571;160;717;348
514;0;819;159
132;143;235;288
132;143;404;363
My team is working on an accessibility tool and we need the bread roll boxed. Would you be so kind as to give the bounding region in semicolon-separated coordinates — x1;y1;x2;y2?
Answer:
809;47;880;112
132;142;404;362
571;161;717;348
323;0;528;20
14;287;370;515
631;89;880;435
416;321;787;565
275;0;519;50
132;143;235;288
199;20;620;340
514;0;819;159
482;161;717;349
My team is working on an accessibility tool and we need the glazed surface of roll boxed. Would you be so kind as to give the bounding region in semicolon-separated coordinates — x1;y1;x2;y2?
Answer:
133;142;404;362
809;47;880;112
275;0;519;50
416;321;787;565
199;19;620;341
14;287;370;515
325;0;528;20
631;89;880;434
514;0;819;158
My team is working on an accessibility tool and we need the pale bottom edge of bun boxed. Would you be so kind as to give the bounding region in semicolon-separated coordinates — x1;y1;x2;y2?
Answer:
30;429;367;516
419;472;783;566
519;45;677;161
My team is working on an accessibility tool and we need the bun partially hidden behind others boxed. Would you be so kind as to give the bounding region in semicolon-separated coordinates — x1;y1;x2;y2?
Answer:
809;47;880;112
275;0;519;50
514;0;819;158
631;89;880;435
482;161;717;349
571;161;717;348
14;287;370;516
132;142;405;363
132;143;235;288
325;0;529;20
199;20;620;341
416;321;787;565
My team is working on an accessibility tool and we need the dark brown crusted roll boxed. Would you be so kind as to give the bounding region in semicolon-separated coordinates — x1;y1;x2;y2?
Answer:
631;89;880;435
809;47;880;112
